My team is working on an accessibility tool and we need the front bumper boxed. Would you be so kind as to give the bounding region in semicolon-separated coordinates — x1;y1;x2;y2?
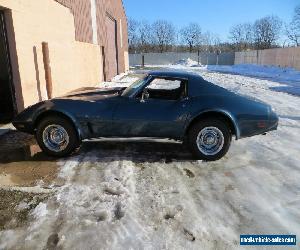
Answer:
12;121;35;134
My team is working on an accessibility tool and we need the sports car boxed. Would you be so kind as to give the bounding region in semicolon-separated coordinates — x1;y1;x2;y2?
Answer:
13;70;278;161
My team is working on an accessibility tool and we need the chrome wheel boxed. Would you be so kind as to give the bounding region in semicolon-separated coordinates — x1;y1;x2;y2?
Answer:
196;127;224;156
42;124;69;152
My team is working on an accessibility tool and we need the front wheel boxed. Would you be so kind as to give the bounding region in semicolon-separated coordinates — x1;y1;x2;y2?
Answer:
36;116;80;157
188;119;231;161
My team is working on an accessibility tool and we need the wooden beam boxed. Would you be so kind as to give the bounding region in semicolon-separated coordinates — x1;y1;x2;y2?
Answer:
42;42;53;99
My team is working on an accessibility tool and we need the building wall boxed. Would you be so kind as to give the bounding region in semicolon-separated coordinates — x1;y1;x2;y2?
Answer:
95;0;129;77
54;0;93;44
235;47;300;70
0;0;103;111
55;0;129;78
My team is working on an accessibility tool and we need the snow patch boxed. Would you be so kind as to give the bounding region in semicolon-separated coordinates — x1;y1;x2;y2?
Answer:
205;64;300;96
173;58;199;67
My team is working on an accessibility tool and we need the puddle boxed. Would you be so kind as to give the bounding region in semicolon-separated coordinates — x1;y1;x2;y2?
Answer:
0;174;14;186
0;161;59;187
0;131;59;188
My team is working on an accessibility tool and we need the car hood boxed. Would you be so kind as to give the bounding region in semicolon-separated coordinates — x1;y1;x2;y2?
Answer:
58;87;125;101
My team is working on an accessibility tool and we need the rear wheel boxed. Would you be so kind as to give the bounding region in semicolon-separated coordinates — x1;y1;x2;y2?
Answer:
36;116;80;157
188;119;231;161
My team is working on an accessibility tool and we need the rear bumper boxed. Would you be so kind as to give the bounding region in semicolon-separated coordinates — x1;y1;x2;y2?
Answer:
267;110;279;132
266;118;278;132
239;112;278;139
257;119;278;135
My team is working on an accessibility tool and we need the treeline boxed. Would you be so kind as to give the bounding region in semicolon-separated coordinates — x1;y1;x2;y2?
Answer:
128;5;300;54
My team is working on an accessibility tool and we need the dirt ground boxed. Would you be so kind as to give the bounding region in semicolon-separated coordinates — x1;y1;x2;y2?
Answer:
0;189;48;231
0;131;59;231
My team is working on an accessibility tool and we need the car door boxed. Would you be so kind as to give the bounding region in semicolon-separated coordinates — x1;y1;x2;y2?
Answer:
112;77;190;138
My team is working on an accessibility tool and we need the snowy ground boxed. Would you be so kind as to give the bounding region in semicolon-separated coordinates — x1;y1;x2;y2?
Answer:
0;64;300;249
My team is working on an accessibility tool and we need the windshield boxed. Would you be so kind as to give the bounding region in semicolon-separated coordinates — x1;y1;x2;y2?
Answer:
121;75;148;97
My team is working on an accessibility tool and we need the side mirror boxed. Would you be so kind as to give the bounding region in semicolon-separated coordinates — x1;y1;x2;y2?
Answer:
141;89;150;102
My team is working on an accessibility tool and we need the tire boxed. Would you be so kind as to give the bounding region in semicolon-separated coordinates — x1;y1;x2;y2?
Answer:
36;116;80;157
188;119;231;161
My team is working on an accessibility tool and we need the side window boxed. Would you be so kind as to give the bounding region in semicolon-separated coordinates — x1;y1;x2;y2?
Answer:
144;78;186;100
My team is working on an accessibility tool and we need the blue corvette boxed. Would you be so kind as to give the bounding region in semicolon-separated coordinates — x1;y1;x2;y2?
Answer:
13;71;278;161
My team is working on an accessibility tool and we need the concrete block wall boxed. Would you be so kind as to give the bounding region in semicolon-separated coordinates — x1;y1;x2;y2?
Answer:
129;52;235;66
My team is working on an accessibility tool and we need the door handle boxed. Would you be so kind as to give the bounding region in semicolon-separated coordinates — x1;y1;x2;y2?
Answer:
181;96;189;107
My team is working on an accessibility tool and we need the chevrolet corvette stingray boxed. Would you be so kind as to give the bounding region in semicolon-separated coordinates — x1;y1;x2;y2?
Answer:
13;71;278;161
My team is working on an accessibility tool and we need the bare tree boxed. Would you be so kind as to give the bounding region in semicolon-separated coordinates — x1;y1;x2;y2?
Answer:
128;18;139;52
137;20;153;53
229;24;244;44
200;31;213;52
128;18;228;53
152;20;176;53
199;31;222;52
243;23;254;45
229;23;253;51
180;23;202;52
211;34;222;53
286;5;300;46
253;16;282;49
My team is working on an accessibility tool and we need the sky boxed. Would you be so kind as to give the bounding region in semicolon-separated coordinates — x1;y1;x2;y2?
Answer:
123;0;298;41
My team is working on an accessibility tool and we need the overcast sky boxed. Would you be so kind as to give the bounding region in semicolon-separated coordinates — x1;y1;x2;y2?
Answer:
123;0;298;41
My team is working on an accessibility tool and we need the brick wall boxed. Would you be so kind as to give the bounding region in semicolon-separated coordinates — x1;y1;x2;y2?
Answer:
55;0;129;77
54;0;93;43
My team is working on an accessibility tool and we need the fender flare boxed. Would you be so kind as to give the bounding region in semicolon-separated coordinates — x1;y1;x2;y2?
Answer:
185;109;241;139
33;108;84;141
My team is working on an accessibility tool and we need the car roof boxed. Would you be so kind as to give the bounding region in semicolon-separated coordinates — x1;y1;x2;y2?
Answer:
148;70;204;80
148;69;233;97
